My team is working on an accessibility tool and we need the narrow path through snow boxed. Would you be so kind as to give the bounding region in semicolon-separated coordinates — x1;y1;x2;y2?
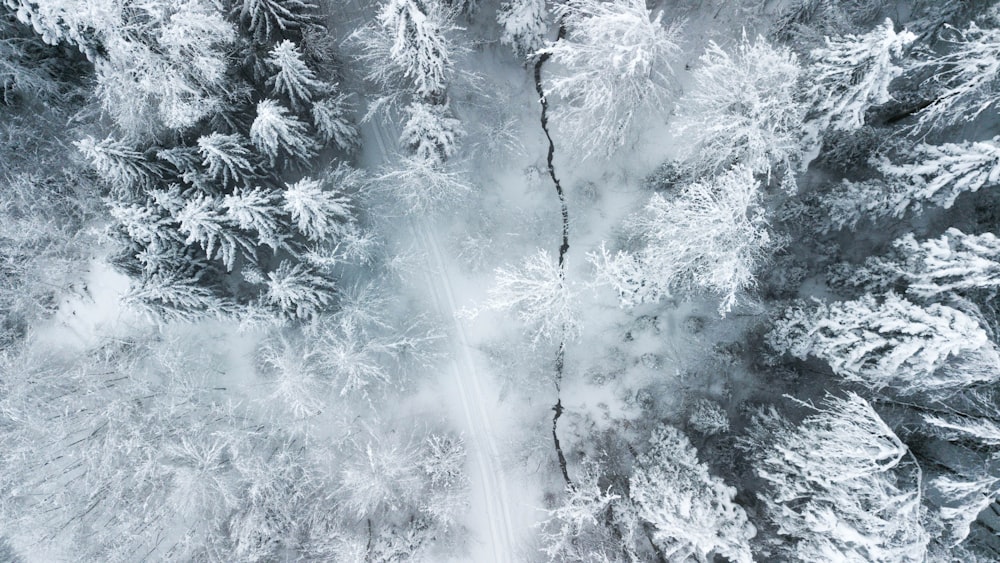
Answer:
360;112;518;561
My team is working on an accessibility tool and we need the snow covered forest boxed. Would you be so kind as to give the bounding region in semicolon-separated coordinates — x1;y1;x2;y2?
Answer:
6;0;1000;560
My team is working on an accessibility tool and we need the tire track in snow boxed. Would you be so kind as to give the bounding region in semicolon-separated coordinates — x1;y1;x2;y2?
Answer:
359;101;516;561
412;223;517;562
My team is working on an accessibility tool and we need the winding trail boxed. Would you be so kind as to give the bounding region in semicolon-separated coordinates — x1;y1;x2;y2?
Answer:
533;27;574;488
361;113;517;561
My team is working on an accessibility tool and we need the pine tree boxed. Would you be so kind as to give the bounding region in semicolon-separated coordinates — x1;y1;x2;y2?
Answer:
631;427;756;563
915;22;1000;130
496;0;547;59
400;101;462;164
260;260;336;320
538;0;682;157
235;0;317;44
745;393;928;562
376;0;454;99
107;197;183;255
250;99;316;166
175;194;254;270
14;0;235;136
283;176;353;242
812;179;906;233
266;39;325;110
0;8;63;103
197;132;256;187
768;293;990;393
894;228;1000;298
106;0;235;135
311;93;359;151
806;18;914;132
75;135;162;192
124;272;229;321
221;186;287;250
675;33;805;183
878;136;1000;212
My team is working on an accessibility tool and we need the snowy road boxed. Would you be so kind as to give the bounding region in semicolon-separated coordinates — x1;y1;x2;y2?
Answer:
360;116;519;561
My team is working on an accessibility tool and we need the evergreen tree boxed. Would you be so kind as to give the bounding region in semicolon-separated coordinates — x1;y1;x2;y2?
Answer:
915;22;1000;130
806;18;914;132
768;293;991;393
496;0;547;59
283;175;354;242
197;132;256;187
235;0;317;44
632;427;756;563
222;186;287;250
125;272;229;321
878;136;1000;213
266;39;324;110
894;228;1000;298
746;394;928;562
175;193;255;270
376;0;454;99
250;99;316;166
311;93;359;151
260;260;336;320
400;101;462;164
75;135;162;192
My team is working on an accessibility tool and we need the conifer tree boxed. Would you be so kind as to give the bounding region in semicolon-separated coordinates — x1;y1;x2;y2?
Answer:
222;186;287;250
746;394;928;562
267;39;324;110
894;228;1000;298
915;22;1000;130
377;0;454;99
235;0;317;44
497;0;547;59
250;99;316;166
311;93;359;151
197;132;256;187
283;176;354;242
632;427;756;563
175;194;254;270
400;101;462;164
878;136;1000;213
75;135;162;192
768;293;991;393
807;18;914;132
261;260;336;320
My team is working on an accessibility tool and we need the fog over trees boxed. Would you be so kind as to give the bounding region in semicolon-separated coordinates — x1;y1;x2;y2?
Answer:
4;0;1000;561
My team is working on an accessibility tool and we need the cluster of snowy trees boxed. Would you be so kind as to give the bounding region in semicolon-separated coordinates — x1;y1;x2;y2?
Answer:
351;0;470;210
9;0;1000;560
539;427;755;563
0;328;465;560
754;3;1000;559
0;1;474;560
533;3;1000;561
3;0;367;322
